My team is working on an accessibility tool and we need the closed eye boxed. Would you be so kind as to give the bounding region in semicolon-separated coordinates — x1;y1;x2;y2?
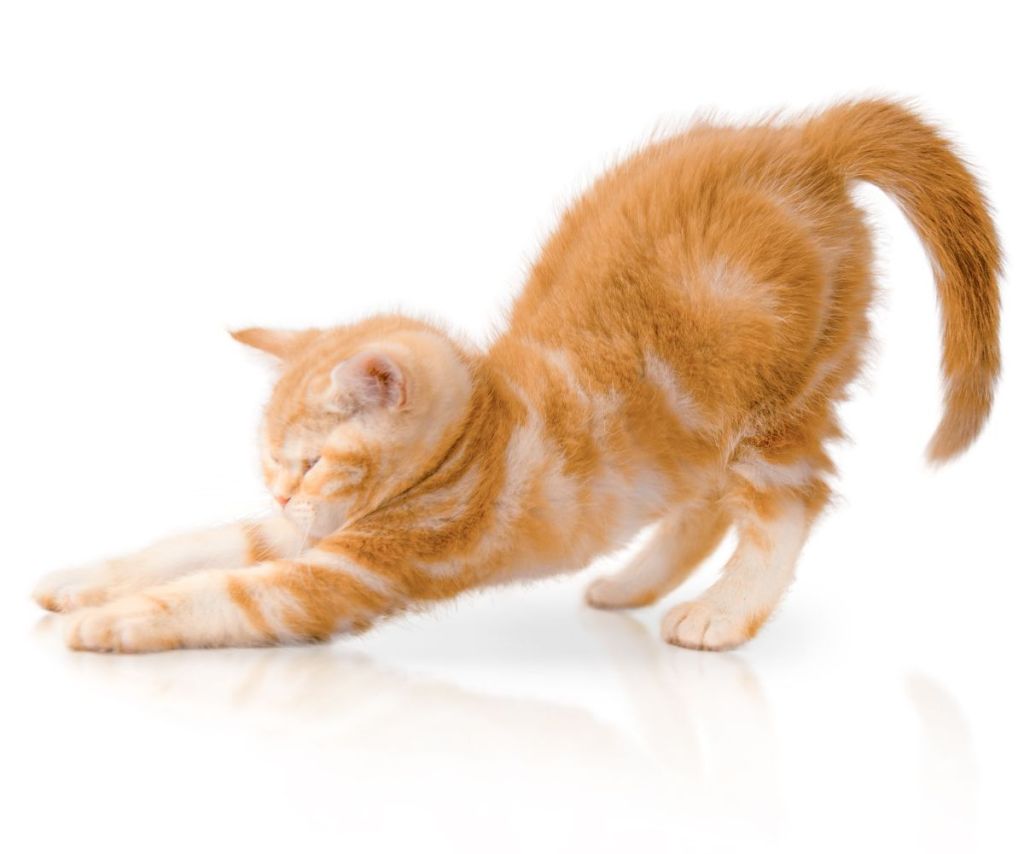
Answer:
302;456;321;474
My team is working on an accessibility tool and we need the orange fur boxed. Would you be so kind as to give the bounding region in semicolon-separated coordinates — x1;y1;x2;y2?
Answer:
44;99;1001;653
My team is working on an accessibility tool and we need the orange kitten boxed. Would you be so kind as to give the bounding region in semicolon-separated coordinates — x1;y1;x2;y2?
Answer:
35;99;1000;653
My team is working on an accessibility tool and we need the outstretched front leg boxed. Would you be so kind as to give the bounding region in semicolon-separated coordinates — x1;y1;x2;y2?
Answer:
34;516;306;613
661;467;828;651
62;539;404;653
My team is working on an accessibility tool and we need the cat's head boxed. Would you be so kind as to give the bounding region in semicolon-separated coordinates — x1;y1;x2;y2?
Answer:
232;316;476;540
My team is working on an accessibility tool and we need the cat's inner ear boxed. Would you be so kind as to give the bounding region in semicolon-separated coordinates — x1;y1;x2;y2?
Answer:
329;351;407;411
230;327;310;359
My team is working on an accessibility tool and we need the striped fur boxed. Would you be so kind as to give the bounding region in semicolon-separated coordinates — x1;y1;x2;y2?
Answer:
36;99;1001;652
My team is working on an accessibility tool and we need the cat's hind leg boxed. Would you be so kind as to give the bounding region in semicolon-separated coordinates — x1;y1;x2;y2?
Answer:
586;499;730;609
33;516;304;612
661;461;828;651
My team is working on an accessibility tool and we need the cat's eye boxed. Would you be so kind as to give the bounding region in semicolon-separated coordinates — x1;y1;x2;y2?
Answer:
303;457;320;473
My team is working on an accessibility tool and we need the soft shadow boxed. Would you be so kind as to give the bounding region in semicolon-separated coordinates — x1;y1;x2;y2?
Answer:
35;607;779;839
906;673;977;853
31;610;977;850
581;608;784;838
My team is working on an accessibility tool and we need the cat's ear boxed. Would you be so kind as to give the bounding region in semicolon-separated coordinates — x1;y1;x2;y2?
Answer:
329;350;407;411
229;327;311;360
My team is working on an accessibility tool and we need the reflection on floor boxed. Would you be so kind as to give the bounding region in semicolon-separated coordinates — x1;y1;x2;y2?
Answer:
30;601;976;852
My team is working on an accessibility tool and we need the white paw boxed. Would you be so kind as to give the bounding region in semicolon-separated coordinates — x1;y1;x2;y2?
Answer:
660;600;768;651
63;594;181;653
585;575;659;609
33;564;120;613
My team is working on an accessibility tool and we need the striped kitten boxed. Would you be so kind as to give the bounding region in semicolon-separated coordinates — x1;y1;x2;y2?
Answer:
35;99;1000;653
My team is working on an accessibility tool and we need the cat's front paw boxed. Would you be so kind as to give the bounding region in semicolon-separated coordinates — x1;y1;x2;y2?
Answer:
63;594;182;653
660;600;768;651
33;564;119;613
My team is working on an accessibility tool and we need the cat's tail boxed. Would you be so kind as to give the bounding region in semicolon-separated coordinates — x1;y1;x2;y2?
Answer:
806;99;1001;463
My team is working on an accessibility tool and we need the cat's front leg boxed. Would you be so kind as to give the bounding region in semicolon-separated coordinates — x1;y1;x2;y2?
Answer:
62;542;400;652
34;516;305;613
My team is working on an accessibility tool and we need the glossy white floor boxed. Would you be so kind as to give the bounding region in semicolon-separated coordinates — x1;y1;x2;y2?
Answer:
5;435;1022;854
2;2;1021;851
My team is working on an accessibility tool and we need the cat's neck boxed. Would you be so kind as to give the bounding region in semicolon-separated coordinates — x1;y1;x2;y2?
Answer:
337;332;688;588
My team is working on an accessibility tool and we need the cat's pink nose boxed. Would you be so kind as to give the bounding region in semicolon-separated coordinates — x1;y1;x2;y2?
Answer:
275;495;290;508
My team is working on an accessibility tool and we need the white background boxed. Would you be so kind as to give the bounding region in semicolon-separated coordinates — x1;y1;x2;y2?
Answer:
1;2;1020;852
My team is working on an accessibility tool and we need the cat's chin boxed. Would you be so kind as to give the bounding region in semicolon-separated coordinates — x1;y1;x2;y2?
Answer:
308;515;347;540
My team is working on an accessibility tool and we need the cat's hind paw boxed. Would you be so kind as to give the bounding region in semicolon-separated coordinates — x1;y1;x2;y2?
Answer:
660;600;769;651
585;575;660;609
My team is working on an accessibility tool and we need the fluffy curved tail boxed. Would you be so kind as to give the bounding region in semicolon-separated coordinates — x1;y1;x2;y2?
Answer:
806;99;1001;462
